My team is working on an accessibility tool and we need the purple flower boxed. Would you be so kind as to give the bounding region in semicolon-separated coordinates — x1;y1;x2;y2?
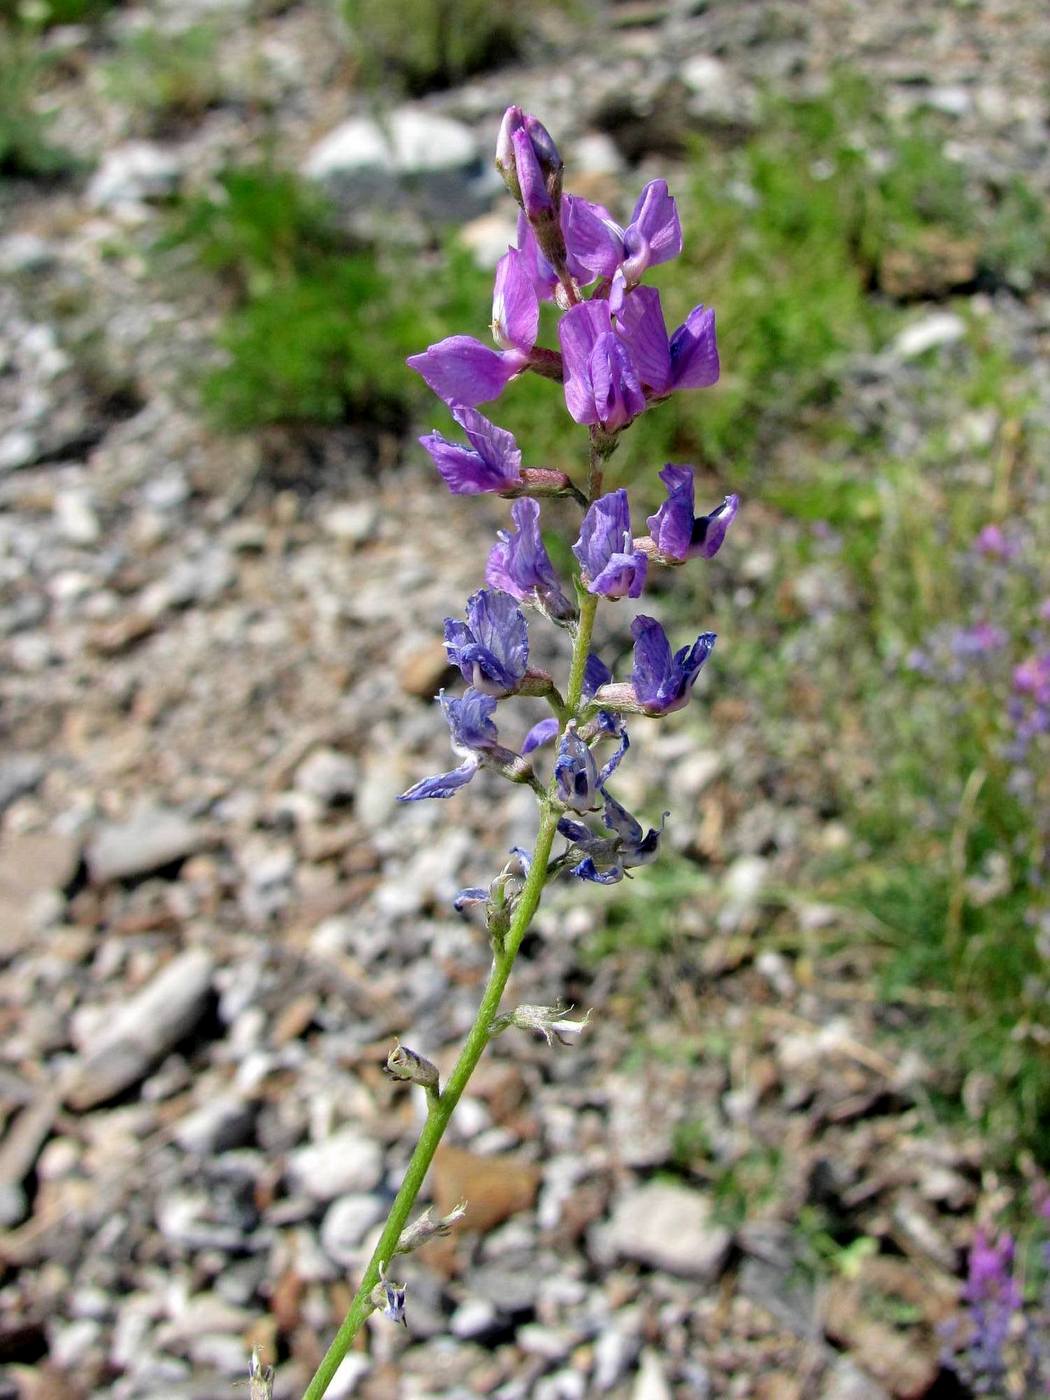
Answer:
558;789;667;884
1015;653;1050;705
444;588;529;697
592;615;716;716
491;248;539;353
974;523;1018;560
616;286;719;396
950;622;1008;659
558;301;645;432
419;403;522;495
398;690;504;801
554;724;601;812
408;336;529;409
573;489;648;599
522;715;559;755
564;180;683;312
486;498;575;621
645;466;739;562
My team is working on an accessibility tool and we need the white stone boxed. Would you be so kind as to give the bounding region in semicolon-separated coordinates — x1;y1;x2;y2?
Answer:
450;1296;498;1339
319;1193;387;1266
87;143;182;209
633;1350;673;1400
892;312;966;360
605;1181;731;1282
54;488;101;545
287;1129;383;1201
304;107;477;180
294;747;358;804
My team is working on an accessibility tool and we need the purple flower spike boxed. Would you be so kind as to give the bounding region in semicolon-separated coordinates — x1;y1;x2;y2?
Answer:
629;615;716;715
420;403;522;495
563;195;623;279
492;249;539;353
559;301;645;432
486;499;575;621
408;335;528;409
444;588;529;697
646;466;739;562
573;489;648;599
600;790;666;869
554;724;600;812
398;690;501;802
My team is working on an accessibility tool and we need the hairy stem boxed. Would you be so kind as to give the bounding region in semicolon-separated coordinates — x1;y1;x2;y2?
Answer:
301;594;600;1400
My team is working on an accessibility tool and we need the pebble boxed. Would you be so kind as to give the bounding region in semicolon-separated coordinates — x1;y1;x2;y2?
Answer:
66;949;215;1110
86;142;182;209
294;747;358;806
319;1193;387;1267
173;1094;256;1156
304;107;478;180
86;804;201;884
603;1182;731;1283
286;1129;384;1201
892;312;967;359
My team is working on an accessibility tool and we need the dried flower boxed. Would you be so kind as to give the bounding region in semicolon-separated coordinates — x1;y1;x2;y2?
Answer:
384;1040;440;1092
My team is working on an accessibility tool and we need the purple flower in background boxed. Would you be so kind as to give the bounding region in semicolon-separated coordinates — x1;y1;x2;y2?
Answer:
950;622;1008;659
444;588;529;697
558;301;645;431
962;1229;1023;1383
616;286;719;396
419;403;522;495
974;523;1019;560
486;498;575;621
1015;653;1050;706
573;489;648;599
398;690;504;801
645;465;739;562
594;615;716;716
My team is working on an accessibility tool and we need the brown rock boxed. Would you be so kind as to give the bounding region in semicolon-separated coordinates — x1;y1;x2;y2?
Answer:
432;1144;540;1233
0;832;81;955
824;1274;941;1398
878;230;979;300
397;640;456;699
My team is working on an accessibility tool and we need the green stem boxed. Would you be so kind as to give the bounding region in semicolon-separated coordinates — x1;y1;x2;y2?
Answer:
301;596;600;1400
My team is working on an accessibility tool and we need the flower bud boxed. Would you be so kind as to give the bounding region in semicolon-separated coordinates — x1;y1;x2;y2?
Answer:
384;1040;440;1093
492;1002;592;1046
395;1201;467;1255
248;1350;275;1400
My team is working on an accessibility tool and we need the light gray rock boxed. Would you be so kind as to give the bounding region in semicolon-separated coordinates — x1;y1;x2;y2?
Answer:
304;107;477;180
0;753;44;812
319;1193;387;1267
87;142;182;209
819;1357;890;1400
53;487;101;546
87;804;201;884
287;1129;384;1202
892;312;967;360
632;1350;673;1400
450;1296;499;1340
173;1094;255;1156
294;747;358;805
66;949;215;1109
604;1182;731;1283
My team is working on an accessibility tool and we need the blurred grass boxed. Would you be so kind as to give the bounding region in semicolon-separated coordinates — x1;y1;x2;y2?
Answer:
0;23;77;177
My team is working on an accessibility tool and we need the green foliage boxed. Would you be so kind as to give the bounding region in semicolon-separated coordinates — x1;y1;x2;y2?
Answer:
102;24;225;133
0;0;113;22
167;165;493;431
0;25;75;177
342;0;565;96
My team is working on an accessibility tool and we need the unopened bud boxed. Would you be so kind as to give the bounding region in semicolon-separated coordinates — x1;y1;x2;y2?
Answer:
384;1040;439;1093
492;1003;592;1046
248;1349;275;1400
395;1201;467;1255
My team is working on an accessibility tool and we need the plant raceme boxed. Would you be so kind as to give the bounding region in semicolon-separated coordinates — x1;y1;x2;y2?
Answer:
300;105;737;1400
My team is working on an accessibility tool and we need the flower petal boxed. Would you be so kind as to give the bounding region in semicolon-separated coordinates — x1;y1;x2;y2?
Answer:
669;305;720;389
408;336;526;408
616;286;672;395
492;249;539;352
